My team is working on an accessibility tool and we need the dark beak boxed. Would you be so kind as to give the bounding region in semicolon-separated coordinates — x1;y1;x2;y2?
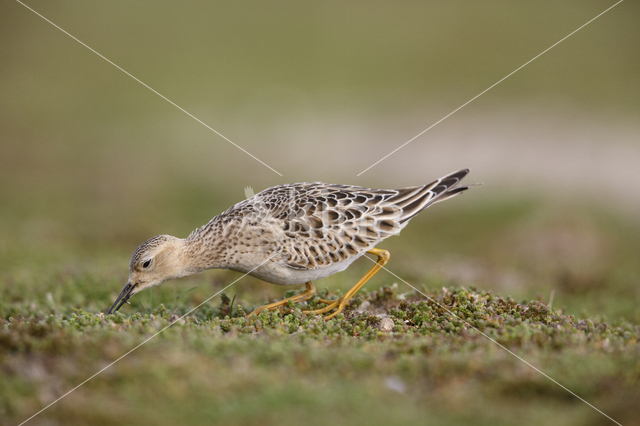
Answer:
107;282;138;315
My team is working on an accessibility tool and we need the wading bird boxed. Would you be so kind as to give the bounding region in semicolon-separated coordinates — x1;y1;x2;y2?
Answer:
108;169;471;320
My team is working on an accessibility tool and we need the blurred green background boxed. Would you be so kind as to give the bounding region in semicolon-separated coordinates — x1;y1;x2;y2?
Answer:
1;1;639;425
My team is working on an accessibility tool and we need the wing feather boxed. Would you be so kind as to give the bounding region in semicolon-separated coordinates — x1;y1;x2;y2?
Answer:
246;169;470;270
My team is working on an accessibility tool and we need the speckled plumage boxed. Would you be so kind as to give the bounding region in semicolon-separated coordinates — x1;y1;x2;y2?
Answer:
108;169;471;316
185;168;470;285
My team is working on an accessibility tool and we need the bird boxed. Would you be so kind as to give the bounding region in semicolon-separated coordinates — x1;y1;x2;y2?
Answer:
107;169;472;320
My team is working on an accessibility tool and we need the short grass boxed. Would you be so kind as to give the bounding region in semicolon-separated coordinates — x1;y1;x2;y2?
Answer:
2;285;639;426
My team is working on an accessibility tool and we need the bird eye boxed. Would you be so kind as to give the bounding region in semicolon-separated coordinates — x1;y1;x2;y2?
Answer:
142;259;152;269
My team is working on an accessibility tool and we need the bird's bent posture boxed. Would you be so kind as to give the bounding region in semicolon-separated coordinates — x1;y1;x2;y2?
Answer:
108;169;471;320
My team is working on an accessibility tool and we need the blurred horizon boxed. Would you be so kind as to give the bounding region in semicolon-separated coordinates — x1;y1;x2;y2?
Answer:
2;2;639;197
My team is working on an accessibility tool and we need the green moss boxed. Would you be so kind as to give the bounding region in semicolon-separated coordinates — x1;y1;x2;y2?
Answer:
2;283;637;426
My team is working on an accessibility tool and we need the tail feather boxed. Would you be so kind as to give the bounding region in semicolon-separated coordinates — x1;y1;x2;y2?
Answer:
396;169;470;224
385;183;437;206
431;185;469;204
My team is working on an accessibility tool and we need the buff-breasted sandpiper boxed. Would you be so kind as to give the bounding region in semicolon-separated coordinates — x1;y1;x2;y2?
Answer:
108;169;471;320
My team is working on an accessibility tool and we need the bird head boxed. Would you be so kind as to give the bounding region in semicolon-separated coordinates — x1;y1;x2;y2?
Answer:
107;235;189;314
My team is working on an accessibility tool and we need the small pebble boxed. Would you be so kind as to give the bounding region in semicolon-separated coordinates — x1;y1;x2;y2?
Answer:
357;300;371;313
379;317;394;331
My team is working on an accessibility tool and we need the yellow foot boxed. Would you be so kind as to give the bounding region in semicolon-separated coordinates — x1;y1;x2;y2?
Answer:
247;248;390;322
303;296;348;320
247;282;316;319
304;248;390;321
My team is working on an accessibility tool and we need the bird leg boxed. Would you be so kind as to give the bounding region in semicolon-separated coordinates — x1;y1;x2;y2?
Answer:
304;248;390;320
247;281;316;318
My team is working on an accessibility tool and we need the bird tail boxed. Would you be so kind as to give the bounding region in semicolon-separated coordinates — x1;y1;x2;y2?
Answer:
387;169;470;224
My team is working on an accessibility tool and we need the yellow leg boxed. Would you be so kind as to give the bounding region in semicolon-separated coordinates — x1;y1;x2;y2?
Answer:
247;281;316;318
304;248;390;321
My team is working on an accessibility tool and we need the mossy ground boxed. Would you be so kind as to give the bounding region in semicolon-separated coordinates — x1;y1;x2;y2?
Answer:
2;277;640;426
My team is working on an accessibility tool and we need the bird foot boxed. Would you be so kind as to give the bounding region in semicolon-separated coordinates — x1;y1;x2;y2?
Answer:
247;282;316;319
302;295;352;320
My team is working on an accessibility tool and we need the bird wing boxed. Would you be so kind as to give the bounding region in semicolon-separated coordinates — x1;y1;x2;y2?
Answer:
248;169;470;270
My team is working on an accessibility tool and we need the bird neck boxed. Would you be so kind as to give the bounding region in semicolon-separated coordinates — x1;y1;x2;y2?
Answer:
183;218;229;272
